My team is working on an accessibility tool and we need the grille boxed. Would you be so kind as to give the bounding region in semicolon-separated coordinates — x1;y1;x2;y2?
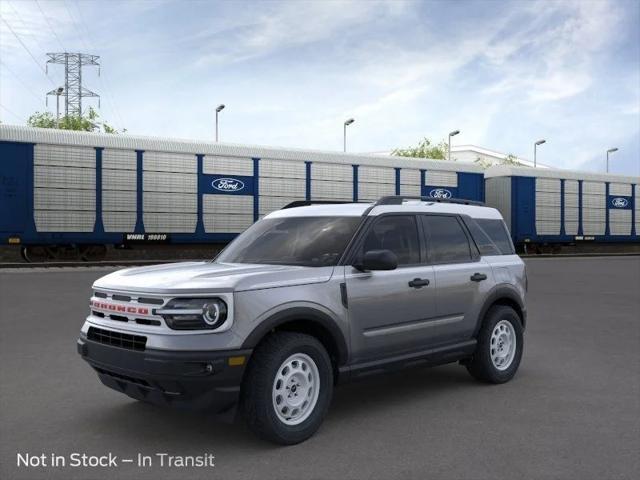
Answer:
87;327;146;351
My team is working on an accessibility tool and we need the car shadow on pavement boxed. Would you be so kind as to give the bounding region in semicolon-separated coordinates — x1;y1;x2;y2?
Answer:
81;363;483;450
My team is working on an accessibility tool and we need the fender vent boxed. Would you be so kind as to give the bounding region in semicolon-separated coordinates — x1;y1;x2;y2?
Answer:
87;327;147;351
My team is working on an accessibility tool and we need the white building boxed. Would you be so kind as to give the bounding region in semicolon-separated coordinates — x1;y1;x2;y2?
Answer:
369;145;551;169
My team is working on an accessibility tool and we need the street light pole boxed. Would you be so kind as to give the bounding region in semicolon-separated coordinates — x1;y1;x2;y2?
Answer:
448;130;460;162
606;148;618;173
343;118;355;152
534;139;546;168
215;104;225;142
55;87;64;128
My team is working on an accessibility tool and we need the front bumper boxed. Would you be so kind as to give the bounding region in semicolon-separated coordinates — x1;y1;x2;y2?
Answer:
77;334;251;413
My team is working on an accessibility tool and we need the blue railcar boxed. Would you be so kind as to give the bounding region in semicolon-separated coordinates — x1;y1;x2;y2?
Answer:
485;165;639;251
0;125;485;260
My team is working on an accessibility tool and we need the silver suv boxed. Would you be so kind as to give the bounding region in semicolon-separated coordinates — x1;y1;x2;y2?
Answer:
78;196;527;444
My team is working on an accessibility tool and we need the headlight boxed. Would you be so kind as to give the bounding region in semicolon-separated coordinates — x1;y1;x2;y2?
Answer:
157;298;228;330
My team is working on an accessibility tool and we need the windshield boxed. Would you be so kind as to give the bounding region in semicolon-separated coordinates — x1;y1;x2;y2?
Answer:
215;216;361;267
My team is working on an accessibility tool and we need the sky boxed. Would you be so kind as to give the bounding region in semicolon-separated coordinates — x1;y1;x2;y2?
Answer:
0;0;639;175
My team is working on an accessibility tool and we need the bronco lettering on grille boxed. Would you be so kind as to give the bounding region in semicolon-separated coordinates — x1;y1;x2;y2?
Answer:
90;300;149;315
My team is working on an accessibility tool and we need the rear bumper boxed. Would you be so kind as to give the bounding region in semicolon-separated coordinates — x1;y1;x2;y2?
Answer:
77;335;251;413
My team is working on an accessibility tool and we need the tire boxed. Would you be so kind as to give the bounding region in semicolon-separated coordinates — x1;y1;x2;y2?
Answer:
466;305;523;384
241;332;333;445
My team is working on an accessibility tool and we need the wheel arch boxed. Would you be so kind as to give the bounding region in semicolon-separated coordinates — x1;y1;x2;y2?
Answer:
241;307;349;372
474;285;526;336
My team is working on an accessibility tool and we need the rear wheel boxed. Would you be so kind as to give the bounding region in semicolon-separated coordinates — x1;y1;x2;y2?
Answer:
466;305;523;383
241;332;333;445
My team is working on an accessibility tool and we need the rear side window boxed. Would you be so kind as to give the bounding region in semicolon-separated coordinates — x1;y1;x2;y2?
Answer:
422;215;472;264
462;218;501;256
476;219;515;255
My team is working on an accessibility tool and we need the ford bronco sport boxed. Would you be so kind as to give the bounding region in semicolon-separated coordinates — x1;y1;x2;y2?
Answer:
78;196;527;444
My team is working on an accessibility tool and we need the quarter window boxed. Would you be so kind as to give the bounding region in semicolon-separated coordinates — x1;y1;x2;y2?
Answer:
360;215;420;265
422;215;472;264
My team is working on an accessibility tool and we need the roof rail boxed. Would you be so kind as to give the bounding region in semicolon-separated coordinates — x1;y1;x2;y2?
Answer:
281;200;358;210
374;195;485;207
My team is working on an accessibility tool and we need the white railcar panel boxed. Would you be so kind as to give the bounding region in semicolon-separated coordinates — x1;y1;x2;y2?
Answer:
102;190;136;211
102;149;136;170
536;178;561;192
203;156;253;176
203;214;254;233
401;169;421;186
582;181;605;195
536;191;561;207
564;180;579;194
565;221;579;235
358;182;396;201
34;165;95;190
203;195;253;214
34;144;95;168
564;192;579;208
143;171;197;193
103;212;136;232
259;196;297;215
144;192;197;213
583;222;605;235
425;170;457;187
536;220;560;235
259;177;305;197
311;180;353;200
399;184;421;196
609;210;632;235
34;210;95;232
144;151;196;173
143;213;197;232
260;159;306;179
564;206;579;223
34;188;95;211
583;208;607;221
536;206;561;221
582;195;605;208
103;169;136;191
311;163;352;181
609;183;632;196
358;166;395;184
484;177;511;231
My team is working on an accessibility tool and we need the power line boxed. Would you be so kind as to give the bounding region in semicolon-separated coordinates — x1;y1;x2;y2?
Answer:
34;0;67;52
62;0;91;52
72;0;126;129
6;0;49;57
0;16;55;86
0;59;44;103
0;103;24;122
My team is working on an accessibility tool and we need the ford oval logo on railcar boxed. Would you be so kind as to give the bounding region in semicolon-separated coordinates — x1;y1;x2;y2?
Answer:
611;197;629;208
212;178;245;192
429;188;453;199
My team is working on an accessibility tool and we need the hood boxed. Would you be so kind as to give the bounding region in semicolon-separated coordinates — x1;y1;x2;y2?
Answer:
93;261;335;294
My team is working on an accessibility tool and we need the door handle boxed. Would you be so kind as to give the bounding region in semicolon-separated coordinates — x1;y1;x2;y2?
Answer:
408;278;430;288
470;273;487;282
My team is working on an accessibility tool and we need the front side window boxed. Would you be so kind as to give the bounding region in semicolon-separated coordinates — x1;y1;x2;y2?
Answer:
422;215;473;264
359;215;420;265
215;216;361;267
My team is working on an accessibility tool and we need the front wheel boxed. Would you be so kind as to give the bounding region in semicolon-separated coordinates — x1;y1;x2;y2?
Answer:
466;305;523;383
241;332;333;445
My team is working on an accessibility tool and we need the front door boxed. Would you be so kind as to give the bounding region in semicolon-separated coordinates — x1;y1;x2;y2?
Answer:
345;215;437;362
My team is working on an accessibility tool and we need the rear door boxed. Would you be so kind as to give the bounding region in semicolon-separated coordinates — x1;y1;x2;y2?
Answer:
420;215;493;344
345;214;437;362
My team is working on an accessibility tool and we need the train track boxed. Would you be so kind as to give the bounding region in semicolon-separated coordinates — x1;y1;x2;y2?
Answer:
1;253;639;269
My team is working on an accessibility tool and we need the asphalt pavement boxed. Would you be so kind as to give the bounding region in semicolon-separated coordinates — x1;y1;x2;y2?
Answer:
1;257;639;480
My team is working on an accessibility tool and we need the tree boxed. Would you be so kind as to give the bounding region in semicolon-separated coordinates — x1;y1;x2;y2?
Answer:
474;153;524;169
392;137;449;160
27;107;124;133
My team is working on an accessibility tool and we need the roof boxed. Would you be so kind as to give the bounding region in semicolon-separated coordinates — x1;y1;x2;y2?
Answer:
265;201;503;220
484;164;639;184
0;124;484;173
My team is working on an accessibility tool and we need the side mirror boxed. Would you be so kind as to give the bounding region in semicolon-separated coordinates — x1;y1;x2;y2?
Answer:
354;249;398;271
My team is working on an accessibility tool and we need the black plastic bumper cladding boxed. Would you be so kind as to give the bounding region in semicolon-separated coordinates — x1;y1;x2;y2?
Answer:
77;334;251;413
